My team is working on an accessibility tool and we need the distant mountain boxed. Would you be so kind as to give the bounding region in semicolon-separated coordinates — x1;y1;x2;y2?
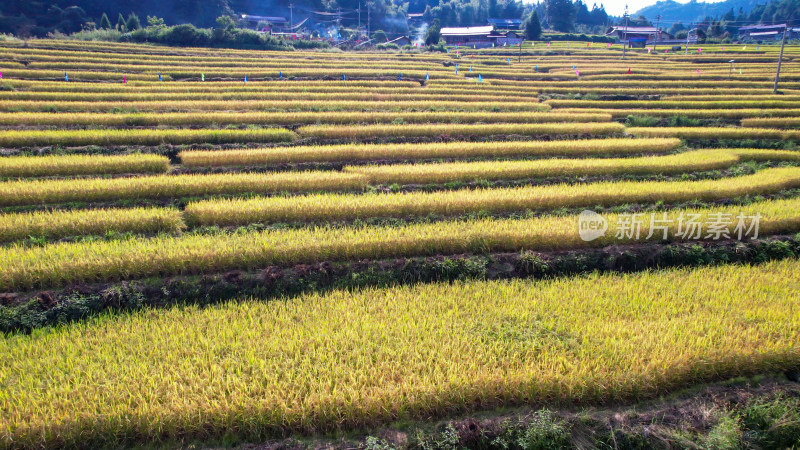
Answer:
634;0;761;23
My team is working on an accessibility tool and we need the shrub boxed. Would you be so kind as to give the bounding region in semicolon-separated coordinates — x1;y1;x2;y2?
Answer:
625;115;661;127
161;24;210;46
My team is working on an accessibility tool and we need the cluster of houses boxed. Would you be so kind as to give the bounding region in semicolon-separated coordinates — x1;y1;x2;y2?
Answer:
385;19;524;48
737;24;800;41
603;23;799;48
240;12;523;47
439;24;523;48
241;12;799;47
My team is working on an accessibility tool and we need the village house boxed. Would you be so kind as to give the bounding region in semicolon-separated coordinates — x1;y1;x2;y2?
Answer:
441;26;522;48
240;14;290;32
738;24;799;41
487;18;523;30
605;26;672;47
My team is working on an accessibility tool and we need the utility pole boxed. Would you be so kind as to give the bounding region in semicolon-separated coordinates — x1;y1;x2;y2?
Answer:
357;2;361;34
518;35;522;62
289;3;294;29
774;24;787;94
729;59;734;80
685;23;691;54
621;5;629;60
653;14;661;51
367;3;370;39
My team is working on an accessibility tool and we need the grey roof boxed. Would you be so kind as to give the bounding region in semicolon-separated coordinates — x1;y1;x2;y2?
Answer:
487;18;523;25
441;25;494;36
241;15;288;23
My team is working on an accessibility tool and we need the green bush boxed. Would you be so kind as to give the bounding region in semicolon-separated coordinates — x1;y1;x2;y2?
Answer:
625;115;661;127
741;395;800;447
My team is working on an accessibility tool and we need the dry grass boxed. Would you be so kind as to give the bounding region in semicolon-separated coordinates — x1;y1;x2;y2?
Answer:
2;197;800;291
0;207;185;242
0;111;609;127
296;122;625;139
0;128;296;147
626;127;796;140
179;138;682;166
0;171;367;207
0;153;169;178
184;167;800;226
2;255;800;447
343;149;742;185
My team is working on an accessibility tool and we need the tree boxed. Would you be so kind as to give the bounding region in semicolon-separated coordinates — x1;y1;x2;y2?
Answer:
545;0;574;32
424;18;441;45
147;16;165;30
99;13;111;30
574;0;591;25
588;3;608;27
722;8;735;21
216;15;236;31
488;0;499;17
116;13;125;31
522;11;541;40
667;22;685;36
126;13;141;31
627;15;651;27
372;29;387;42
61;6;88;34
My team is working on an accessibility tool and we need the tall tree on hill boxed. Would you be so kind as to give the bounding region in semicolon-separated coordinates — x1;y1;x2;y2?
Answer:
116;13;126;31
589;3;608;26
424;18;441;44
545;0;574;31
522;10;541;40
99;12;111;29
575;0;591;24
125;13;141;31
488;0;499;17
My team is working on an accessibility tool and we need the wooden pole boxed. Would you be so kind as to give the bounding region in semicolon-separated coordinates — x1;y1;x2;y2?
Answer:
774;25;787;94
621;6;628;60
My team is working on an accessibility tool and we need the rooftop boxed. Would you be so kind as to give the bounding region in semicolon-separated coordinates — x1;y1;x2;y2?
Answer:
240;15;289;23
441;25;494;36
487;18;523;25
739;24;786;31
607;26;661;33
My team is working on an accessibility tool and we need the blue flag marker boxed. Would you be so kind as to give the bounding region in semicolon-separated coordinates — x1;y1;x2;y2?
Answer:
507;58;510;64
64;72;68;82
158;73;162;82
342;73;346;81
279;71;283;79
469;66;472;72
455;63;459;75
244;75;247;83
425;72;429;80
573;65;576;69
535;64;538;71
398;73;402;81
478;74;482;82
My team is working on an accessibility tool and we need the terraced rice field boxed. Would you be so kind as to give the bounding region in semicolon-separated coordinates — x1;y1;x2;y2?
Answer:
1;39;800;448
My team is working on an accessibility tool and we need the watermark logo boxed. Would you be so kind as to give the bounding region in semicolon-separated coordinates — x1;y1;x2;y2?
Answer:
578;210;608;241
578;211;761;243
